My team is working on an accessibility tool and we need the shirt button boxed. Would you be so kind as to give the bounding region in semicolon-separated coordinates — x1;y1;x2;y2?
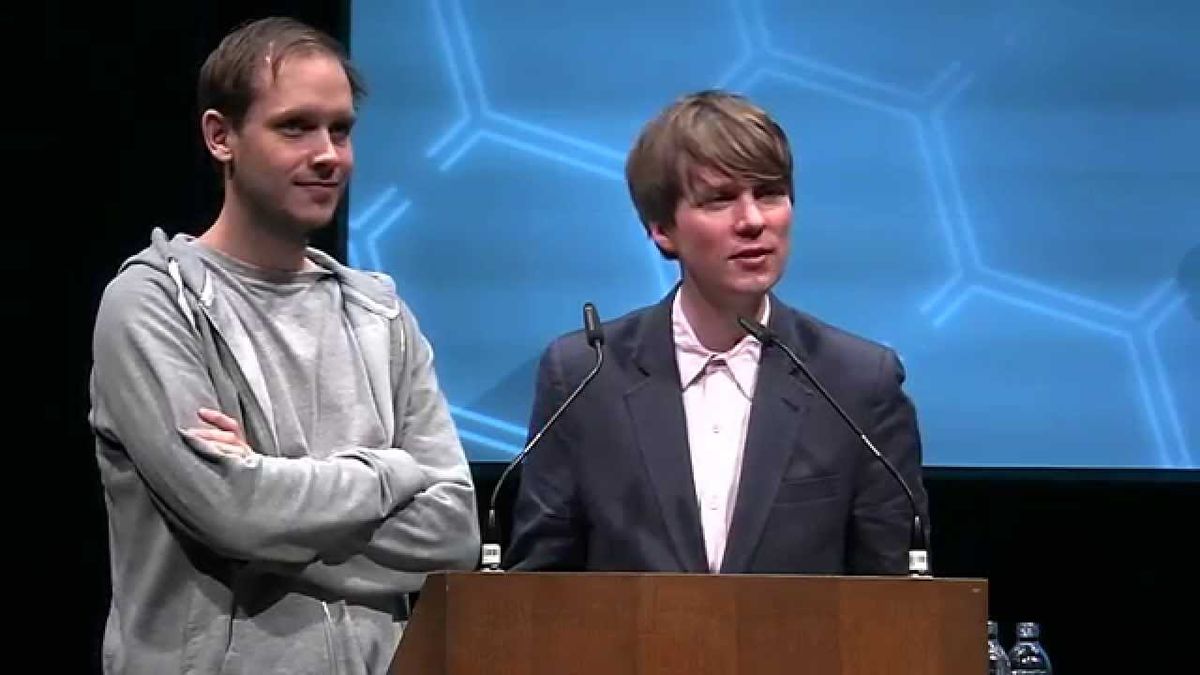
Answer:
711;424;720;434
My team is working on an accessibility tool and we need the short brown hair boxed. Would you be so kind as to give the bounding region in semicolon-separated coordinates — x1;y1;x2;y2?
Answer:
197;16;366;128
625;90;793;253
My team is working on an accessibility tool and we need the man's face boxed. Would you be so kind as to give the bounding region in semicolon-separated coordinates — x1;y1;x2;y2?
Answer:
650;169;792;306
220;53;356;236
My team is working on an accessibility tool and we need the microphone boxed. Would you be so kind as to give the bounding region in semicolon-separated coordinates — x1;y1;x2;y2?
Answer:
480;302;606;571
737;316;931;577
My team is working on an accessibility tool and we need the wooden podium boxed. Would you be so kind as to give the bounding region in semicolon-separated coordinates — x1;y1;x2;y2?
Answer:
389;572;986;674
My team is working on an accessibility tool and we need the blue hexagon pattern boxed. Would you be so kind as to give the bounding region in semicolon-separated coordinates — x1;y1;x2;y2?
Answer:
348;0;1198;468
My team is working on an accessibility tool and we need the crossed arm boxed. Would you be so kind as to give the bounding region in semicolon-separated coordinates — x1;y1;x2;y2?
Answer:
92;269;478;594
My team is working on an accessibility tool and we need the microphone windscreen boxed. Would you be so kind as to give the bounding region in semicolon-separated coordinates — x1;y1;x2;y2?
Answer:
737;315;773;344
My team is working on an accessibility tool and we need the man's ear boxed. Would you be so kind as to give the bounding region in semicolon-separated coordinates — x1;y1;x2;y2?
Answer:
201;109;235;166
648;221;677;257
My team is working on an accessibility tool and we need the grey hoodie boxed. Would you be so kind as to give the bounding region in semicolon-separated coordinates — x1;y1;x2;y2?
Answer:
90;229;480;674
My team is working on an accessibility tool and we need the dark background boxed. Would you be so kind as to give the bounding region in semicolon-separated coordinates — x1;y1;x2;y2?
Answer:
30;1;1195;672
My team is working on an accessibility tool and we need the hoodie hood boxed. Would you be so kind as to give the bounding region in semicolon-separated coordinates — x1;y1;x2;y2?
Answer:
122;227;402;323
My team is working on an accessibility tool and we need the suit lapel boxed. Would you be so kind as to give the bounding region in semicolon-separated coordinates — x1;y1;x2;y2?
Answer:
720;302;813;573
623;296;708;572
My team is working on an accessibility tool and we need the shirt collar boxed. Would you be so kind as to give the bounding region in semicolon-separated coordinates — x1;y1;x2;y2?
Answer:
672;291;771;396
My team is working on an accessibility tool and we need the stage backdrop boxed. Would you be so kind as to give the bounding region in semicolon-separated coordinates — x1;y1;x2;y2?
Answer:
346;0;1198;468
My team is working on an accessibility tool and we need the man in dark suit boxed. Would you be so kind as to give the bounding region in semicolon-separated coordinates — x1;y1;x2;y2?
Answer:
505;90;928;575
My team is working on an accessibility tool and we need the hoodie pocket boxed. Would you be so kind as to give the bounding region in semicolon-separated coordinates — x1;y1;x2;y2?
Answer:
180;575;237;675
217;584;342;674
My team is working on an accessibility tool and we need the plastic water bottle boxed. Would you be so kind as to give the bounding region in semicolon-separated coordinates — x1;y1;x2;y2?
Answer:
1008;621;1052;675
988;620;1011;675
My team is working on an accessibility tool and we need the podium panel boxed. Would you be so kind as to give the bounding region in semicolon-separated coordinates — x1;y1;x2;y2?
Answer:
390;572;986;675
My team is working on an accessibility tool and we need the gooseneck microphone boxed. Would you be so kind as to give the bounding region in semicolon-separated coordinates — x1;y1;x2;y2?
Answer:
480;303;605;571
737;316;931;577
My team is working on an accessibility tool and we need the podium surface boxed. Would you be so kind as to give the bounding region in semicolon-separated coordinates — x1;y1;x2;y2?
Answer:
391;572;986;675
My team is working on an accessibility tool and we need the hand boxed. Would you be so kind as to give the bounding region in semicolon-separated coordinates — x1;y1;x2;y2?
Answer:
186;408;253;458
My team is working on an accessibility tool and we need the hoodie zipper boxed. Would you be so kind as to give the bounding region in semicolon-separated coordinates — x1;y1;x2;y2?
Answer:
166;258;281;456
321;601;341;675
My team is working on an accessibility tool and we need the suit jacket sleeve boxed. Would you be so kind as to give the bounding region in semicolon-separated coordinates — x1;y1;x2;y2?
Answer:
503;338;588;570
847;348;930;574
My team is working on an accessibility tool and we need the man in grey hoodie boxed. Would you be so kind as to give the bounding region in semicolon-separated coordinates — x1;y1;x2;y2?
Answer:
89;17;480;674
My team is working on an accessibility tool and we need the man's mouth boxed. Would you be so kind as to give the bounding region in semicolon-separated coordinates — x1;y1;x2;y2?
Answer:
731;247;772;260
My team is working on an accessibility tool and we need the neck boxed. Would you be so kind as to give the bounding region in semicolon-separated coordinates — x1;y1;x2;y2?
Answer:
678;279;765;352
199;196;310;272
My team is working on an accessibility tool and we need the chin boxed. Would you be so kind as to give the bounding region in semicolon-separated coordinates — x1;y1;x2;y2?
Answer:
292;211;336;232
733;274;779;296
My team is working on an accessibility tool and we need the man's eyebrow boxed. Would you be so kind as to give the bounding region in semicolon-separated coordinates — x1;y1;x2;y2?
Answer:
264;106;357;123
685;171;736;192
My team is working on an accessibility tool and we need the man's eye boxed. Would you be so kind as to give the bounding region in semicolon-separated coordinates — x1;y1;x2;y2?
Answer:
700;197;732;209
278;121;309;136
700;191;736;204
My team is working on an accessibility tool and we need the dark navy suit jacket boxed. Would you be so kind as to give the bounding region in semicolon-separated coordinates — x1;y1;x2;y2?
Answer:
504;293;929;574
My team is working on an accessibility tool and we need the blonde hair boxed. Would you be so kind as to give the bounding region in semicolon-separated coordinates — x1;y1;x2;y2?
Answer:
198;16;366;129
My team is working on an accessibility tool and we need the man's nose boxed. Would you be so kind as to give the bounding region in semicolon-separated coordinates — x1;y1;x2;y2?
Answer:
310;129;340;168
734;192;766;234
